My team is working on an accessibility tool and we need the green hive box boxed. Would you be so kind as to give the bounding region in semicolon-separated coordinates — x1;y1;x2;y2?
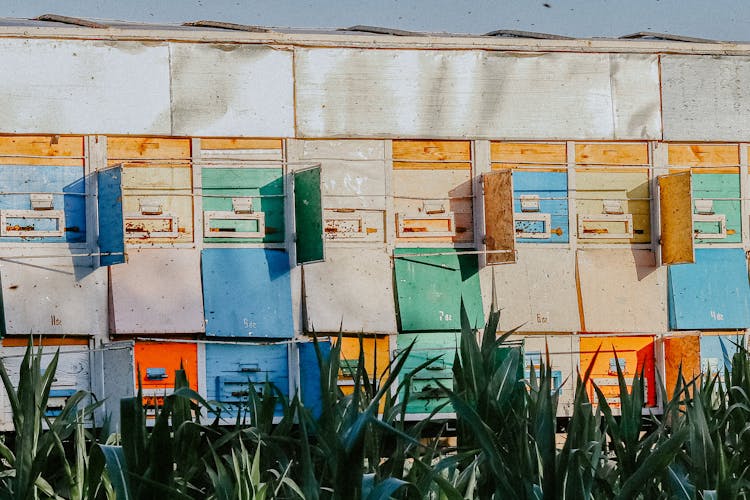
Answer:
393;248;483;332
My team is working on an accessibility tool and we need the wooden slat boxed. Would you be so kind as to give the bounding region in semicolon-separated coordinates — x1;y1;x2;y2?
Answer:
490;142;566;164
483;170;515;264
2;337;89;347
0;135;84;166
393;161;471;170
200;138;282;150
491;164;566;172
575;143;649;165
668;144;740;167
107;137;192;161
393;140;471;161
659;172;694;265
670;167;740;174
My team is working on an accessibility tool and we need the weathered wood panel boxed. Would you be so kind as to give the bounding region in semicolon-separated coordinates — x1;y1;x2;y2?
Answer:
483;170;515;264
668;144;740;167
575;143;649;165
393;140;471;169
577;249;667;333
109;249;205;334
200;138;283;150
663;333;701;396
0;136;84;166
481;248;580;332
0;39;171;135
0;257;107;336
659;172;694;265
490;142;566;165
169;43;294;137
303;248;397;334
296;49;661;140
662;56;750;141
108;137;192;163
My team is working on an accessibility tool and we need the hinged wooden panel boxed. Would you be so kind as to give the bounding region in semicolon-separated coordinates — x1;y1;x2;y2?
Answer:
303;248;397;334
109;249;205;335
0;135;84;166
659;172;694;264
511;170;569;243
667;144;740;167
483;248;580;333
700;333;745;383
662;333;701;396
692;172;741;243
575;143;649;165
393;140;471;170
668;248;750;329
202;248;294;338
577;249;667;333
134;341;199;413
483;170;515;264
490;142;566;165
394;248;483;332
0;258;107;336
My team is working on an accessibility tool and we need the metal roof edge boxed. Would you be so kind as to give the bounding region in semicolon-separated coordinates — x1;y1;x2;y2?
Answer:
0;24;747;55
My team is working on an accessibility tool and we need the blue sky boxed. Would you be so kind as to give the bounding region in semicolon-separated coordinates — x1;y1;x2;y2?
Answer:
6;0;750;40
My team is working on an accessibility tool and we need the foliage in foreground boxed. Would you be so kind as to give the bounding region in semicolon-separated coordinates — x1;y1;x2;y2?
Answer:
1;308;750;498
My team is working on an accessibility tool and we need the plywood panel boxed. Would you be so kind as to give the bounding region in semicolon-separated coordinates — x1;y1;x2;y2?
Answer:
668;248;750;329
393;140;471;169
0;165;86;243
0;136;84;166
393;169;473;244
98;166;126;266
668;144;740;167
394;249;483;332
663;334;701;396
481;248;580;333
662;56;750;141
108;137;191;162
296;49;661;140
134;341;199;411
575;143;649;165
575;169;650;243
483;170;515;264
200;138;282;150
0;39;171;135
202;248;294;338
0;257;107;336
170;43;294;137
298;140;385;161
109;249;205;335
577;249;667;333
579;335;657;408
659;172;694;264
490;142;566;165
303;248;397;334
297;340;331;417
